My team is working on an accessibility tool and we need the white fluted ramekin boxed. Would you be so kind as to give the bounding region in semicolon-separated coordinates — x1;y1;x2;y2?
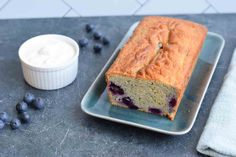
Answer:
18;34;79;90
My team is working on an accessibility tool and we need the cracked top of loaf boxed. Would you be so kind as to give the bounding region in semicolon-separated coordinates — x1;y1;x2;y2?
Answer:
106;16;207;90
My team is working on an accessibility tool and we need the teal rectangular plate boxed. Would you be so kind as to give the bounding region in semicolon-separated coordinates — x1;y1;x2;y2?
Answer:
81;22;225;135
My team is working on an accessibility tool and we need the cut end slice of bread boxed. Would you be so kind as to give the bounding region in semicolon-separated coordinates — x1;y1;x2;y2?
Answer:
107;75;179;120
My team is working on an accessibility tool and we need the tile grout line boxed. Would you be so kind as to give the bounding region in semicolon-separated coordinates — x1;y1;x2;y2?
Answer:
135;0;143;5
204;0;220;13
0;0;11;12
201;4;211;14
61;0;82;16
132;0;150;15
210;4;220;13
62;7;72;17
68;8;81;17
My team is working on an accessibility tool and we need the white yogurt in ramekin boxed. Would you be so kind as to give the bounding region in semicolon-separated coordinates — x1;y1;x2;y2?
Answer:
22;38;76;68
19;34;79;90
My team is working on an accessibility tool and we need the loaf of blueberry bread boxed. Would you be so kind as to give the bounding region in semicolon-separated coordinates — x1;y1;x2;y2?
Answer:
105;16;207;120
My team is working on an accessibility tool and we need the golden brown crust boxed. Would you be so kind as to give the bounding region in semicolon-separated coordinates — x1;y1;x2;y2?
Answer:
106;16;207;120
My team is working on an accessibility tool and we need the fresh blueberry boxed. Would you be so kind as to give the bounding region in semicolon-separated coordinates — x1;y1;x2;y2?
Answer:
158;42;163;49
93;44;102;53
16;101;28;113
122;97;133;106
78;38;89;48
149;108;162;115
122;97;139;109
128;105;139;110
23;93;35;105
102;36;110;45
85;24;95;33
19;112;30;123
0;112;8;123
0;120;5;129
93;32;102;40
109;82;124;95
169;97;177;108
32;97;45;110
10;118;21;130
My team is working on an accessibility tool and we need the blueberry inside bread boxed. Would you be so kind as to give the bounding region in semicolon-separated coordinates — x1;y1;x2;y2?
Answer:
106;16;207;120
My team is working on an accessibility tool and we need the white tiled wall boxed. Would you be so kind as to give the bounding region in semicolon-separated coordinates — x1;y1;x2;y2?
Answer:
0;0;235;19
0;0;8;9
64;0;140;16
135;0;209;15
0;0;69;19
